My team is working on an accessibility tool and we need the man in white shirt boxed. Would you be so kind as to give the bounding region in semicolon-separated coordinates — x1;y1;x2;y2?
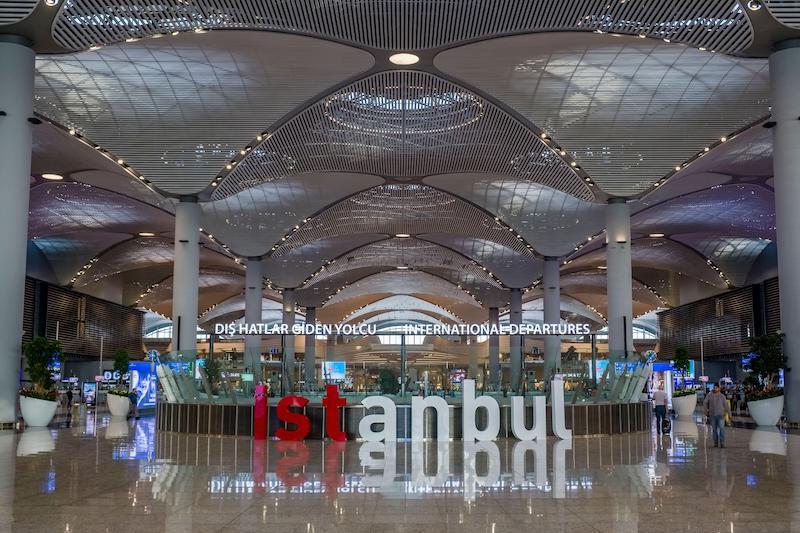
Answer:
653;383;669;434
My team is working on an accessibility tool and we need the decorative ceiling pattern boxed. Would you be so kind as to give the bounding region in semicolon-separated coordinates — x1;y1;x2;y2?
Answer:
426;175;606;256
765;0;800;28
51;0;753;54
271;184;534;263
436;33;770;196
342;295;462;325
0;0;36;26
34;31;374;194
215;70;592;201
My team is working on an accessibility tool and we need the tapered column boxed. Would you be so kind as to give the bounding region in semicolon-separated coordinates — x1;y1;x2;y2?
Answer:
509;288;523;392
304;306;316;390
488;307;500;389
771;41;800;421
282;289;296;392
606;199;634;358
244;257;263;377
171;197;200;353
0;37;34;425
543;257;561;378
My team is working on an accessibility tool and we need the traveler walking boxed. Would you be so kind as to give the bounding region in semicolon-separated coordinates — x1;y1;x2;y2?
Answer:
653;383;669;434
703;384;732;448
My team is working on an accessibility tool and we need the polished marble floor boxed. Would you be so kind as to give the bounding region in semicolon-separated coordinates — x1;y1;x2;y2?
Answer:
1;408;798;532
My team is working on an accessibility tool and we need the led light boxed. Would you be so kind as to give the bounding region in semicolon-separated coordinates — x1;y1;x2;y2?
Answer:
395;233;411;238
720;136;727;142
396;266;410;270
138;232;155;237
649;233;665;238
41;173;63;180
747;0;762;10
117;159;124;165
675;166;681;171
389;53;420;65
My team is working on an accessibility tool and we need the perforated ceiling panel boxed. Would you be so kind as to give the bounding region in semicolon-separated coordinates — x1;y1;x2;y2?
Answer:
138;269;244;317
199;294;282;325
672;235;771;287
343;295;462;325
0;0;36;25
215;71;591;201
272;184;534;263
436;33;770;196
426;174;606;256
52;0;753;54
34;31;373;194
32;232;131;286
765;0;800;28
201;172;383;257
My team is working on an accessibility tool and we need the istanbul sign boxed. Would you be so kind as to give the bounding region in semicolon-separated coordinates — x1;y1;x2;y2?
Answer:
216;322;592;336
257;378;572;442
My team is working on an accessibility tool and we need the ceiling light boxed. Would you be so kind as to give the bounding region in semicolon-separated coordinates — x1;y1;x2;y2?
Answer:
389;53;420;65
138;232;155;237
720;136;727;142
395;233;411;238
41;173;63;180
396;266;410;270
747;0;762;10
649;233;665;238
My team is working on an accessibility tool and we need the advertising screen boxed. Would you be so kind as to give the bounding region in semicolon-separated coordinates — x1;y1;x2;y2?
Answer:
323;361;346;381
129;361;157;409
82;382;97;406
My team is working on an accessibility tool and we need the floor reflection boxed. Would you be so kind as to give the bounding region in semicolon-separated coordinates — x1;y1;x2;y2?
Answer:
2;411;799;532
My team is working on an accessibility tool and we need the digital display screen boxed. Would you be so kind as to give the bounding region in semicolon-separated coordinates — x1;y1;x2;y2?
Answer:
82;382;96;406
323;361;346;381
129;361;157;409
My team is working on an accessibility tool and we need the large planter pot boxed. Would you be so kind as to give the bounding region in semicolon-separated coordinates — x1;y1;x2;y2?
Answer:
672;393;698;417
16;428;55;456
19;395;58;427
107;392;130;417
748;394;784;427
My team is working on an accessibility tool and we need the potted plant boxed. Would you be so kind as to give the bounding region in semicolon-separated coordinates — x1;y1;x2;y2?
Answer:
106;350;131;417
742;332;788;426
19;336;61;427
671;346;697;417
204;357;222;395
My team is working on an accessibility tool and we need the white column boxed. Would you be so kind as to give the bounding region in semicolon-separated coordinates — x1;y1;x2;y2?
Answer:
770;41;800;422
171;197;200;354
606;198;634;358
244;257;263;377
509;288;522;392
543;257;561;377
488;307;500;389
282;289;296;392
304;306;316;390
0;37;34;425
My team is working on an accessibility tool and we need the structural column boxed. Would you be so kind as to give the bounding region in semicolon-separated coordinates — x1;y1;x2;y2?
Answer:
606;198;634;359
171;197;201;354
543;257;561;378
0;37;34;425
770;41;800;421
282;289;296;392
244;257;263;378
304;306;316;390
509;288;523;392
488;307;500;389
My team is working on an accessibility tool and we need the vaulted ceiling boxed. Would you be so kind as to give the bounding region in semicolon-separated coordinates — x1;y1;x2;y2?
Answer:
12;0;790;331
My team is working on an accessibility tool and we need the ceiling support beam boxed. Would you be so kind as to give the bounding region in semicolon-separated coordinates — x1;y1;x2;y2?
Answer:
606;198;634;358
543;257;562;379
488;306;500;390
509;288;523;393
244;257;263;380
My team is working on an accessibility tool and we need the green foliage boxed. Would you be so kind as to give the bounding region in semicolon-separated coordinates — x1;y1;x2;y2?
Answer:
563;346;579;362
204;357;222;387
379;367;400;395
672;389;696;398
113;350;130;377
22;336;61;397
744;333;788;390
672;346;691;390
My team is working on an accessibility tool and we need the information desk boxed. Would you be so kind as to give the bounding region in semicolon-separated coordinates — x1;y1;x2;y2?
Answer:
156;400;652;438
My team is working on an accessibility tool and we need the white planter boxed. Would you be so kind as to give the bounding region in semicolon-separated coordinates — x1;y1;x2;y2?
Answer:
672;393;698;417
748;394;784;427
749;427;786;456
16;428;55;456
107;392;130;417
105;418;129;439
19;395;58;427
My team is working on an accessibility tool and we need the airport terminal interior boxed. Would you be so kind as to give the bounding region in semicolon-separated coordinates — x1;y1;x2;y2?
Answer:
3;0;800;531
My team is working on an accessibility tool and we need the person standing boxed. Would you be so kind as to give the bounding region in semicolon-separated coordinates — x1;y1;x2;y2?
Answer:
653;383;669;434
703;384;732;448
